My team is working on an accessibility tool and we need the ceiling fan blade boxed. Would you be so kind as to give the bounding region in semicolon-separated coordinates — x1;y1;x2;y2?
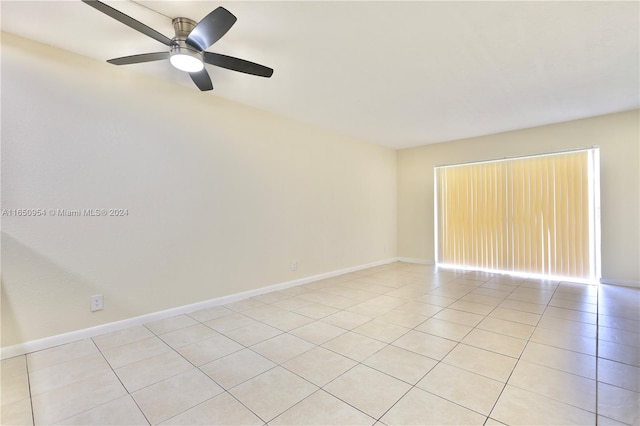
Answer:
189;69;214;91
186;7;237;51
204;52;273;78
82;0;171;46
107;52;170;65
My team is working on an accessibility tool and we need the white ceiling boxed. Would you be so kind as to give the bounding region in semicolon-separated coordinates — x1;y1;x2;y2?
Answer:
1;1;638;149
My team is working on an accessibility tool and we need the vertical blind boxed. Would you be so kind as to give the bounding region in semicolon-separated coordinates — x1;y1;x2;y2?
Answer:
435;149;599;281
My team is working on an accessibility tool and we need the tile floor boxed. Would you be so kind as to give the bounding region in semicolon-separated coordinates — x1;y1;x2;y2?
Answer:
1;262;639;425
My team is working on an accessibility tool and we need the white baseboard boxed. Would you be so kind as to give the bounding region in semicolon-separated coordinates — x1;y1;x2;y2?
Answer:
600;278;640;289
1;257;398;359
396;257;435;265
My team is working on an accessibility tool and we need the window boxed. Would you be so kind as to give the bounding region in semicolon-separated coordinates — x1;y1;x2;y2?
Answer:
435;149;600;283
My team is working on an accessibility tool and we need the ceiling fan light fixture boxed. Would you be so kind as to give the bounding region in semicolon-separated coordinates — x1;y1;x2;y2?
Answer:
169;44;204;73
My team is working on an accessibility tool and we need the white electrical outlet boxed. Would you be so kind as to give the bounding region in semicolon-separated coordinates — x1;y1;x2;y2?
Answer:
291;260;298;271
90;295;104;312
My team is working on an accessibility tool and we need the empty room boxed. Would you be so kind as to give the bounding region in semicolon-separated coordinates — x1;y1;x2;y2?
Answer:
1;1;639;425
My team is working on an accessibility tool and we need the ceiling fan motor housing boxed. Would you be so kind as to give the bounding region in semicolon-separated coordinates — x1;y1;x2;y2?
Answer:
169;17;204;72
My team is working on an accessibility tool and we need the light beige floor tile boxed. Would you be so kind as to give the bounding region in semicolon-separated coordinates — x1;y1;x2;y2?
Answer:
176;333;243;366
597;382;640;425
322;332;387;362
469;288;510;300
29;352;111;396
477;317;534;339
187;305;233;322
350;298;403;316
443;344;517;382
537;316;596;338
200;348;275;389
133;368;223;425
289;321;347;345
324;364;411;419
483;281;520;291
298;292;358;310
377;310;429;328
159;324;218;348
242;305;288;322
360;295;408;311
448;300;495;316
596;415;629;426
364;345;437;384
491;385;594;425
27;340;98;373
114;350;192;393
160;392;262;425
415;318;473;341
323;287;377;302
1;373;31;406
386;285;425;299
598;326;640;348
461;293;505;306
31;370;126;425
549;298;597;313
92;326;154;351
598;314;640;333
271;390;375;425
508;289;554;305
498;299;546;314
530;327;596;356
251;290;290;304
393;330;457;360
1;356;27;380
352;319;410;343
417;363;503;415
394;302;442;317
380;387;485;425
414;294;456;307
543;306;596;324
600;305;640;322
520;341;595;379
102;336;170;369
225;298;267;312
282;347;356;387
508;360;595;412
0;397;33;426
322;311;373;330
292;302;340;319
348;301;398;318
250;333;314;364
223;322;282;346
598;340;640;367
428;287;472;300
271;296;313;311
57;395;148;425
489;307;540;326
432;308;484;327
462;329;526;358
261;311;316;331
204;313;257;333
144;315;198;335
598;358;640;392
230;366;317;422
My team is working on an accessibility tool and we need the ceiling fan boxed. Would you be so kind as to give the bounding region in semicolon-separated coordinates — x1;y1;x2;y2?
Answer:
81;0;273;91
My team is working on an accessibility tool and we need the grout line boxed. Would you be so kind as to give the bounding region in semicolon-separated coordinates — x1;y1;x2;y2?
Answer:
24;356;36;426
595;281;600;424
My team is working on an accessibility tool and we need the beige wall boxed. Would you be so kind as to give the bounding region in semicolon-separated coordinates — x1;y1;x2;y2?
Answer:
397;110;640;283
1;33;397;347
